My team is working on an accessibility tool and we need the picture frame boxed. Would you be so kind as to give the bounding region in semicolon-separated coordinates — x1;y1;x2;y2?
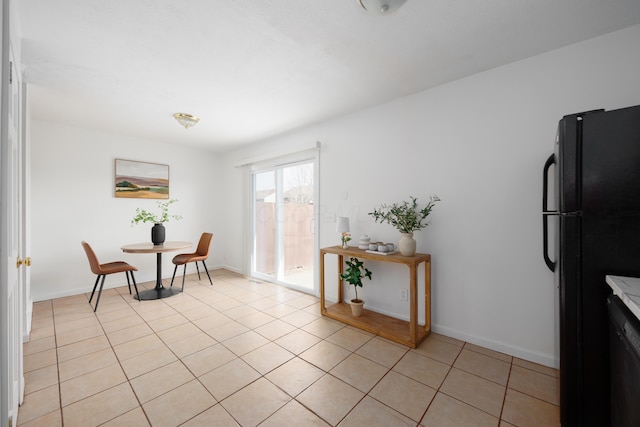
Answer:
114;159;169;199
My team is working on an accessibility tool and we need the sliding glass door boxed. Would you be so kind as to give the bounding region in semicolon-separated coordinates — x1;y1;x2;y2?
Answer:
252;159;316;292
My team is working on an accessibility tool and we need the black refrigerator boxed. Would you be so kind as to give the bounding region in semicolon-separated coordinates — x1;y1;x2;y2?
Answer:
543;104;640;427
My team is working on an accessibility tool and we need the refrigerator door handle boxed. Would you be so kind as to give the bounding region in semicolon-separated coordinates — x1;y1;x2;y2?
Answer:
543;154;557;272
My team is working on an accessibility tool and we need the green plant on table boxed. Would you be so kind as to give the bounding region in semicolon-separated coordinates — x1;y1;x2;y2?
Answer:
368;195;440;234
131;199;182;225
339;257;372;302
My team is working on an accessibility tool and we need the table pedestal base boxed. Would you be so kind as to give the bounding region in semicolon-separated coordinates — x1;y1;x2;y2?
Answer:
135;286;182;300
121;241;193;302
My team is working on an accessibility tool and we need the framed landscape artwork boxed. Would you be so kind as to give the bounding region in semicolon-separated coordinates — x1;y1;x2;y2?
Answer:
114;159;169;199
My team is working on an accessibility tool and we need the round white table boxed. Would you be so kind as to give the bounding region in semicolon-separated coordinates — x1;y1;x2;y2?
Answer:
121;241;192;300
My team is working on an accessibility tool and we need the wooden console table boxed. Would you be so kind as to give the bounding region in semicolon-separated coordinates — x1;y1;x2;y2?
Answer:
319;245;431;348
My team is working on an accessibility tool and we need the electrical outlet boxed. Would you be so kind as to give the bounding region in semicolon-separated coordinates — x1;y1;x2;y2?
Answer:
400;289;408;301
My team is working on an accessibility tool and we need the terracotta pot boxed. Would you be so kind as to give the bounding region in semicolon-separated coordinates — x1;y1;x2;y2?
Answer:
350;299;364;316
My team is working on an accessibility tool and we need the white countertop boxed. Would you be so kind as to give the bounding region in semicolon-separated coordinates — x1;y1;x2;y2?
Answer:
606;275;640;320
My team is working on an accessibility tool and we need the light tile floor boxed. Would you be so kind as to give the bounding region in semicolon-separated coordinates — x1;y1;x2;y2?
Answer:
18;269;561;427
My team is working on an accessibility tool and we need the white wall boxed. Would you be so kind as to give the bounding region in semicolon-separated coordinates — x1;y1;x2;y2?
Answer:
30;121;225;301
222;24;640;367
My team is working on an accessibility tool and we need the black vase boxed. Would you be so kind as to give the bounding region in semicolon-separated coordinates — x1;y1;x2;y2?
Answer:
151;223;165;245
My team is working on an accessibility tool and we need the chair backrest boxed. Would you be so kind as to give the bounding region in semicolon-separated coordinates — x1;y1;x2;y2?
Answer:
196;233;213;257
81;241;101;275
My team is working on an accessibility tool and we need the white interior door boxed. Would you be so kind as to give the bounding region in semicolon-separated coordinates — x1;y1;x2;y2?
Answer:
20;81;31;343
1;39;25;425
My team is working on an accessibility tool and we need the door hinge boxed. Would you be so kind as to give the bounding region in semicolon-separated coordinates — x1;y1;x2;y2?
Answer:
9;61;12;84
8;417;12;427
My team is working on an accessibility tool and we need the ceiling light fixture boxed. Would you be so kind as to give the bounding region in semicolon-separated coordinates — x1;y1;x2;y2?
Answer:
357;0;407;15
173;113;200;130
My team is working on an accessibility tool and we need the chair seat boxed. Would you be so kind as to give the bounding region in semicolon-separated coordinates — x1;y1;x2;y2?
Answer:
172;253;207;265
98;261;138;275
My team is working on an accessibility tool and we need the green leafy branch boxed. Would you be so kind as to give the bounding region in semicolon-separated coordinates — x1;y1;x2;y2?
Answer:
368;195;440;234
131;199;182;225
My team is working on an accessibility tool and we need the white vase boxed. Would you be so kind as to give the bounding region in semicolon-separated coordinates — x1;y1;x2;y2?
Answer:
398;232;416;256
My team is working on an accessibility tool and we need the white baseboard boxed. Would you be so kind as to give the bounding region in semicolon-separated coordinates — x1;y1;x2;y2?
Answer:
432;323;559;369
315;301;558;368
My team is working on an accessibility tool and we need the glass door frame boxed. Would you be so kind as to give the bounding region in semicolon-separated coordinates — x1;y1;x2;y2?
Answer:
249;152;319;295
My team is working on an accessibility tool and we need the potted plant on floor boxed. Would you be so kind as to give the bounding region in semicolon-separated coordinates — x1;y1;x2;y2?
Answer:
339;257;372;316
131;198;182;245
368;195;440;256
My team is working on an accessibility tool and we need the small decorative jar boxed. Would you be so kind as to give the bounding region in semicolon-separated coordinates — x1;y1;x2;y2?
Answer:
359;235;371;250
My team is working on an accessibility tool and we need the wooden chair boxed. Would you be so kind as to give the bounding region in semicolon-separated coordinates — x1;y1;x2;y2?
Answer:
170;232;213;290
81;241;139;312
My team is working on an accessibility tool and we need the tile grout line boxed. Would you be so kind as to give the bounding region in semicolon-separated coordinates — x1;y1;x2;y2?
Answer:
499;354;514;424
52;300;64;427
417;338;463;425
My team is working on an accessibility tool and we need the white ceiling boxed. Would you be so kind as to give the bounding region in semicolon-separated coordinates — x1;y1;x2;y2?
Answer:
16;0;640;152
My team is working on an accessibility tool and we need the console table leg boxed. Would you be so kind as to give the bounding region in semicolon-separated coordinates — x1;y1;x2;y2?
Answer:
409;264;418;345
320;253;326;312
424;259;431;333
337;255;344;304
